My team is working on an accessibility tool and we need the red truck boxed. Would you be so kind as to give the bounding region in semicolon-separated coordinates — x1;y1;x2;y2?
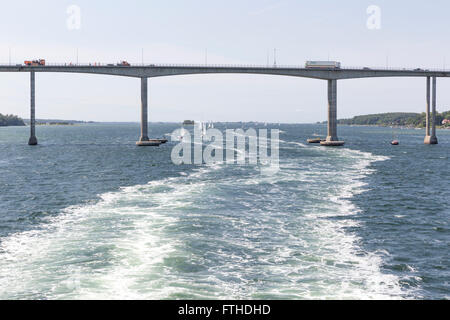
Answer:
24;59;46;66
117;61;131;66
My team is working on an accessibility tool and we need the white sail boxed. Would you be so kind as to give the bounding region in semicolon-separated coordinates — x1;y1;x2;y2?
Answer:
202;123;207;136
179;128;187;141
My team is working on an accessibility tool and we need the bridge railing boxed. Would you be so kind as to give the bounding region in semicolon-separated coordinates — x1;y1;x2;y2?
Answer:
0;62;448;72
342;65;448;72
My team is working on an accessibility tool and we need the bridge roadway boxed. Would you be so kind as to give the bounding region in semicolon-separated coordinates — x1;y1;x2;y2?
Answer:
1;64;450;79
0;64;446;146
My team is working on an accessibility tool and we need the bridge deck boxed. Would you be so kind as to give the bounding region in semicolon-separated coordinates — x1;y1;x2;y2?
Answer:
0;64;449;80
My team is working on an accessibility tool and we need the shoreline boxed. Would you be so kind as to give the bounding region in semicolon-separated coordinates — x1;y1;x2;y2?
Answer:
338;124;450;130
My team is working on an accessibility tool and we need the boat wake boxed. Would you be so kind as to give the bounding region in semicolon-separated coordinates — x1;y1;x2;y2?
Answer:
0;143;407;299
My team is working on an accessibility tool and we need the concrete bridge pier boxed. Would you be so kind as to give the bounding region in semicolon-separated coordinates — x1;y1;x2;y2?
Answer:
139;77;149;142
136;78;162;146
424;77;431;141
424;76;438;144
321;79;344;146
28;71;38;146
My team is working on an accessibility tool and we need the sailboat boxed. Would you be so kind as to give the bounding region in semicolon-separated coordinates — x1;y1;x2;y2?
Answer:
391;127;399;145
179;128;188;141
196;121;205;136
202;122;207;137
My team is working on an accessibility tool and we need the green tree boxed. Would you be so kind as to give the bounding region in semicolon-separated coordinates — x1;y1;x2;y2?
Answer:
0;113;26;126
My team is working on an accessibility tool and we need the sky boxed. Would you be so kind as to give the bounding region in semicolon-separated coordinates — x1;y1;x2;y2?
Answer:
1;0;450;123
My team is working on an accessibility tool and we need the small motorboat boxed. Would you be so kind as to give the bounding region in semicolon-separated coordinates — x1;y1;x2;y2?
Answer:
391;128;399;145
307;138;325;144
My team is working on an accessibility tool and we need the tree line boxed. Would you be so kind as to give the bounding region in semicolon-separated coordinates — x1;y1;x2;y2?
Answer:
337;110;450;127
0;113;25;126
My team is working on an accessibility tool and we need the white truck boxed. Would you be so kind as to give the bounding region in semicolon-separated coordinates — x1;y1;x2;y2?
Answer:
305;61;341;69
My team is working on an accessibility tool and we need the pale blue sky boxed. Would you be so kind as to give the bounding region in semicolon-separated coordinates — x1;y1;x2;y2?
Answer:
1;0;450;122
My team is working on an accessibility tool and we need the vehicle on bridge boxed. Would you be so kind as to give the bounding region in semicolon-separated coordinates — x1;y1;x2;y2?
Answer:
305;61;341;69
117;61;131;66
24;59;46;66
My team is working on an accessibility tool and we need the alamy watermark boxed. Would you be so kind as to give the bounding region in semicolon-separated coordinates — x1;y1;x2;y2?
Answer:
67;5;81;30
170;126;280;175
367;5;381;30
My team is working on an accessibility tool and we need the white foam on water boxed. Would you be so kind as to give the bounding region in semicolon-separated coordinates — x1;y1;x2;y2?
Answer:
0;143;408;300
291;148;404;299
0;167;215;299
287;141;307;148
228;147;405;299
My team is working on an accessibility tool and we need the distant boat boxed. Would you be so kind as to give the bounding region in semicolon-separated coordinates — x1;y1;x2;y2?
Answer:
391;129;399;145
197;122;207;136
183;120;195;126
307;138;325;144
179;128;188;141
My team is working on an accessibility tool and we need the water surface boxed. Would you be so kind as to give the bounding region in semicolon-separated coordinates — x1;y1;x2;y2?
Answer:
0;123;448;299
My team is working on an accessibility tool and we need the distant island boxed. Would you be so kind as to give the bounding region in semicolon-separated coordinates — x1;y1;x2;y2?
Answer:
333;111;450;128
1;114;97;127
0;114;25;127
23;119;95;126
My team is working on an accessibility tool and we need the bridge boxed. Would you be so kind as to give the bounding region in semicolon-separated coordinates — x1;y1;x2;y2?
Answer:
1;63;448;146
